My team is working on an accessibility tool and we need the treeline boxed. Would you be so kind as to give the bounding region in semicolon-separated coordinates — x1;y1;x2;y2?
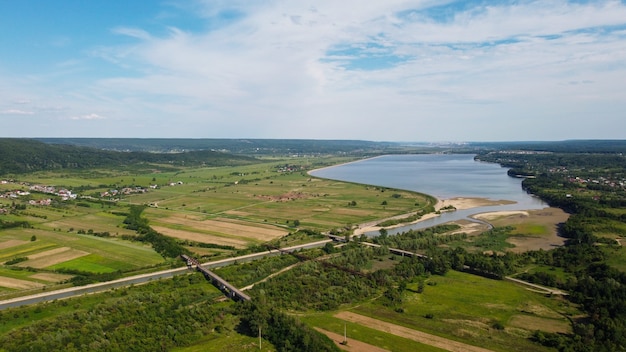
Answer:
240;302;339;351
0;219;31;229
122;205;189;258
472;140;626;154
0;138;257;174
373;224;465;251
35;137;397;156
479;152;626;178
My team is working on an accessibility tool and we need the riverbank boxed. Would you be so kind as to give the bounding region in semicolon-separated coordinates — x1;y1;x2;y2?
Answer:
353;196;511;237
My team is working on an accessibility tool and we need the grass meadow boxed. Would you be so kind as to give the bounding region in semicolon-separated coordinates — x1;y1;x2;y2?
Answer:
345;270;576;352
301;313;446;352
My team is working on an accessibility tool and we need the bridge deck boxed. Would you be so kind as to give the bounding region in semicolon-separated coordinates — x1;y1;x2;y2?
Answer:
181;255;251;302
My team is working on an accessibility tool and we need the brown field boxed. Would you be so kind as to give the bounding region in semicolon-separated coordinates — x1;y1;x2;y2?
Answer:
152;226;249;248
508;315;571;334
29;272;73;283
156;215;288;242
0;239;27;250
335;311;494;352
17;247;90;269
314;328;390;352
0;276;45;290
473;207;569;252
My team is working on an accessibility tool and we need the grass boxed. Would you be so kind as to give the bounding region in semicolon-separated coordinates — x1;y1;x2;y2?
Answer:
511;223;549;236
48;254;121;273
351;270;578;352
603;244;626;272
302;313;446;352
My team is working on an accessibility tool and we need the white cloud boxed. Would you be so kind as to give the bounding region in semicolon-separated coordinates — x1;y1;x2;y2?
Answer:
0;109;34;115
1;0;625;140
69;113;106;120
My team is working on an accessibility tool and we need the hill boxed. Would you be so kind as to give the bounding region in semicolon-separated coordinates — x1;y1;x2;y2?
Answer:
0;139;258;174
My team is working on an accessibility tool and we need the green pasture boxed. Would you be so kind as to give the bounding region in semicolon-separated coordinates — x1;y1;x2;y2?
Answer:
1;227;164;273
37;210;135;236
48;254;122;273
301;313;445;352
511;223;549;236
352;270;578;352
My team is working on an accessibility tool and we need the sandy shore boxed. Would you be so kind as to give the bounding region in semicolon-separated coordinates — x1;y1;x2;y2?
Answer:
353;196;514;236
440;197;516;210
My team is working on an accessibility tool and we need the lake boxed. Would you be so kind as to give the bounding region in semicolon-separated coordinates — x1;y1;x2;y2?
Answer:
309;154;546;234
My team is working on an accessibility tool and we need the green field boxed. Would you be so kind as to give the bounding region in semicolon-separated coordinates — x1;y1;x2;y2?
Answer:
301;313;446;352
347;270;575;352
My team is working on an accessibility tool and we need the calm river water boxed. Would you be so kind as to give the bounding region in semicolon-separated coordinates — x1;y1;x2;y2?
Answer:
309;154;546;234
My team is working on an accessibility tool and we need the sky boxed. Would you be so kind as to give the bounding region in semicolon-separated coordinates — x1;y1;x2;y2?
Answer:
0;0;625;142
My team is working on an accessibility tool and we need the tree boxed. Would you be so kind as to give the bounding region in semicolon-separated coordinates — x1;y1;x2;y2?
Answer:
30;235;37;242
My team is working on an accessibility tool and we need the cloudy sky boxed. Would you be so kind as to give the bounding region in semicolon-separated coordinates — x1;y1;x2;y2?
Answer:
0;0;625;141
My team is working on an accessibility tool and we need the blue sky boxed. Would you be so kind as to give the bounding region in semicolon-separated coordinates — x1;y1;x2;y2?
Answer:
1;0;625;141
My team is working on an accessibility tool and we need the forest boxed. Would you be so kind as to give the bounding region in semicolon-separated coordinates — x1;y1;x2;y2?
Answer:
0;139;257;174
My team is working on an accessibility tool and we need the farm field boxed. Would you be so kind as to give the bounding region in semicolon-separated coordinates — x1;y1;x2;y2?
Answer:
0;226;165;298
1;156;437;298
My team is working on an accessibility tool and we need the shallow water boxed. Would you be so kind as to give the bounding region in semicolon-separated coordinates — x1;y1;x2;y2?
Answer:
309;154;546;234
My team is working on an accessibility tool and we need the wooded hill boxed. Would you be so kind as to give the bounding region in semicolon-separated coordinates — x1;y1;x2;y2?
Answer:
0;139;258;174
35;137;399;155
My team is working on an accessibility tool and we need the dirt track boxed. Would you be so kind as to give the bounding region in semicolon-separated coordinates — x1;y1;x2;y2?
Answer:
314;328;390;352
335;311;494;352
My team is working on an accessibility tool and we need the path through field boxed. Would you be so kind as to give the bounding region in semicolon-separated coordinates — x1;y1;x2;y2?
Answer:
314;328;390;352
335;311;494;352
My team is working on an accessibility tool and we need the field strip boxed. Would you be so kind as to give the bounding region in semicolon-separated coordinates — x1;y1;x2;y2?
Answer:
155;216;287;241
335;312;494;352
26;247;70;260
314;327;391;352
0;276;45;290
18;249;90;269
29;273;73;283
0;240;27;250
151;226;249;248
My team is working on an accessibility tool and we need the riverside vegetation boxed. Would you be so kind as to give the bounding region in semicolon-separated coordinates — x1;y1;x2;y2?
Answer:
0;139;624;351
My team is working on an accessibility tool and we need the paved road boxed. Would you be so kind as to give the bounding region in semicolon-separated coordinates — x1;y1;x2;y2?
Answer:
0;239;332;310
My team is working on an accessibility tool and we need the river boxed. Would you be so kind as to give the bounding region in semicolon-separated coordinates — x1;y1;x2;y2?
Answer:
309;154;546;235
